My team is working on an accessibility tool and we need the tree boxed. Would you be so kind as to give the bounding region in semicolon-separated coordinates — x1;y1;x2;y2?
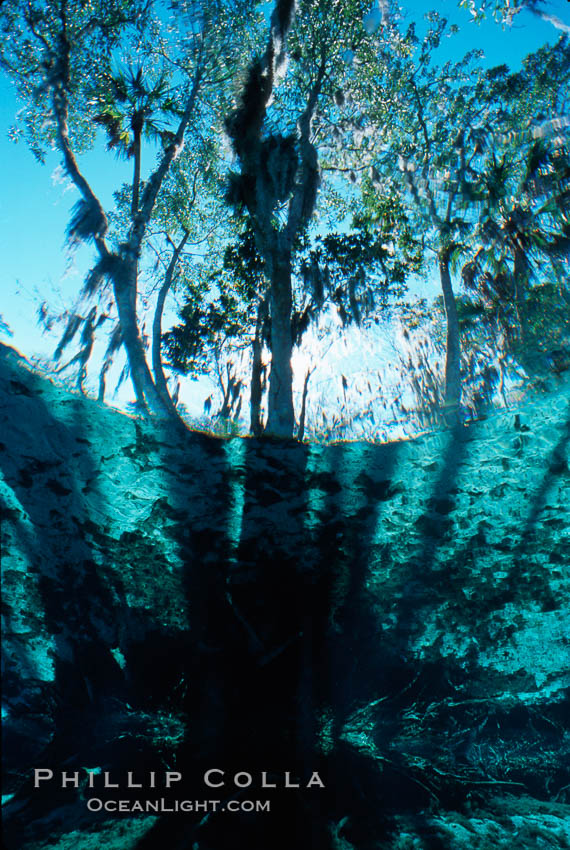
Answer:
460;39;570;372
135;137;224;416
459;0;570;33
224;0;371;437
0;0;254;418
93;66;181;224
358;13;500;423
164;210;414;438
163;224;265;430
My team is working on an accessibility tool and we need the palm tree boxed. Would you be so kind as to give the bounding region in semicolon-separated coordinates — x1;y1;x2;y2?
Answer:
462;132;570;366
94;67;180;218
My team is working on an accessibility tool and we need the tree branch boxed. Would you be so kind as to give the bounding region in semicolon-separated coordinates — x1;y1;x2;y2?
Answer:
286;52;327;239
50;52;110;258
129;47;204;258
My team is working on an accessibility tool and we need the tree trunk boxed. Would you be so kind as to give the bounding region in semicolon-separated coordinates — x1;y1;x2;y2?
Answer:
152;233;189;418
297;367;313;442
266;255;295;438
151;277;180;418
132;126;142;220
218;368;236;420
513;243;528;346
113;259;170;417
250;297;268;436
439;250;461;424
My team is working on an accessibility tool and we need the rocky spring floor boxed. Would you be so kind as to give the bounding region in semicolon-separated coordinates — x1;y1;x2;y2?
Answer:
1;342;569;849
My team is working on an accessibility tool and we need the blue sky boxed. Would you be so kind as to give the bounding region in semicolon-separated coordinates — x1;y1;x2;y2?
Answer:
1;0;568;414
0;87;131;347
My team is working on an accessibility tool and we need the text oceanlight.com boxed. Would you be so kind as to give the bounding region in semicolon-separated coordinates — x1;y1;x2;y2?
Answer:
86;798;271;813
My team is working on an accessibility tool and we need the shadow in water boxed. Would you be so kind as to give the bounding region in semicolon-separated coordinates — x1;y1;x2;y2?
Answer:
0;352;133;846
517;403;570;547
134;434;407;849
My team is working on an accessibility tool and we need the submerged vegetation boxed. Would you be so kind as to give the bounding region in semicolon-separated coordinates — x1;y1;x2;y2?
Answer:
1;0;568;439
